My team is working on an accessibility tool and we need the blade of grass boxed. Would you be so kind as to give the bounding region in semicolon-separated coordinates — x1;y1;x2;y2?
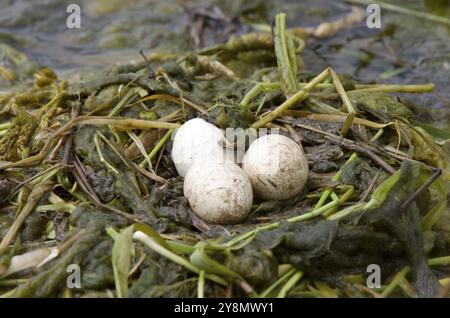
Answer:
128;131;153;170
274;13;298;95
241;82;280;107
112;225;134;298
139;128;174;168
251;68;331;128
109;89;137;117
351;83;434;94
94;133;120;174
259;267;296;298
198;270;205;298
277;270;303;298
314;153;358;210
381;266;409;297
329;68;356;136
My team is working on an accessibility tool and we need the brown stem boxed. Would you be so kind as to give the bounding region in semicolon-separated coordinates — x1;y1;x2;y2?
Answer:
400;168;442;210
287;120;396;174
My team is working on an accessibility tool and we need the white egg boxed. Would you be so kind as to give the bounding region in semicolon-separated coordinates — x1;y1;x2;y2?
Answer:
171;118;231;177
242;134;309;201
184;161;253;224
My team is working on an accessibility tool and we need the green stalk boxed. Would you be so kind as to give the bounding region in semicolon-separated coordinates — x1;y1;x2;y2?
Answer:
128;131;153;170
252;68;331;128
329;68;356;136
133;231;227;286
287;197;340;223
97;132;132;169
77;116;180;130
327;203;365;220
277;270;303;298
240;82;280;107
371;128;384;142
259;267;296;298
381;266;409;297
340;112;356;136
274;13;298;95
329;68;356;114
226;198;340;248
241;80;366;107
139;128;174;168
109;89;137;117
94;133;119;174
255;94;268;116
323;186;355;218
0;122;11;131
35;203;76;213
197;270;205;298
351;83;435;94
166;241;196;254
314;153;358;210
0;279;27;287
379;255;450;297
428;255;450;266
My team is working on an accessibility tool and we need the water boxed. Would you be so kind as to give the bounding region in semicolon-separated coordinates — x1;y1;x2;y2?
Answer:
1;0;450;126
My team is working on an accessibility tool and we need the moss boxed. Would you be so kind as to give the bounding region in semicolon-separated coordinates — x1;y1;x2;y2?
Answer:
128;260;194;298
226;248;278;286
20;211;47;242
0;111;35;161
348;91;415;120
0;179;13;204
340;157;384;191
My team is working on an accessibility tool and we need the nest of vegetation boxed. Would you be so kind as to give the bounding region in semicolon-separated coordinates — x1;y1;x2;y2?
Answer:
0;13;449;298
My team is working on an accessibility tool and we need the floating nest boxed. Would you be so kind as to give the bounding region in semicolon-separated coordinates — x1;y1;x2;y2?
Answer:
0;12;449;298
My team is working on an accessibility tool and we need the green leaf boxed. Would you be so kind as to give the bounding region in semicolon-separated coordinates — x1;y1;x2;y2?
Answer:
412;120;450;140
398;121;450;181
133;223;172;251
112;225;134;298
190;242;239;277
167;240;196;254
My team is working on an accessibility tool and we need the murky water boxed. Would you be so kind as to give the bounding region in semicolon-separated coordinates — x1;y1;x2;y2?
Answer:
1;0;450;126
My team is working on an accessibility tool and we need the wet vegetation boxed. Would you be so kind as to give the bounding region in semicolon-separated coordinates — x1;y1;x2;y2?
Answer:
0;0;450;298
